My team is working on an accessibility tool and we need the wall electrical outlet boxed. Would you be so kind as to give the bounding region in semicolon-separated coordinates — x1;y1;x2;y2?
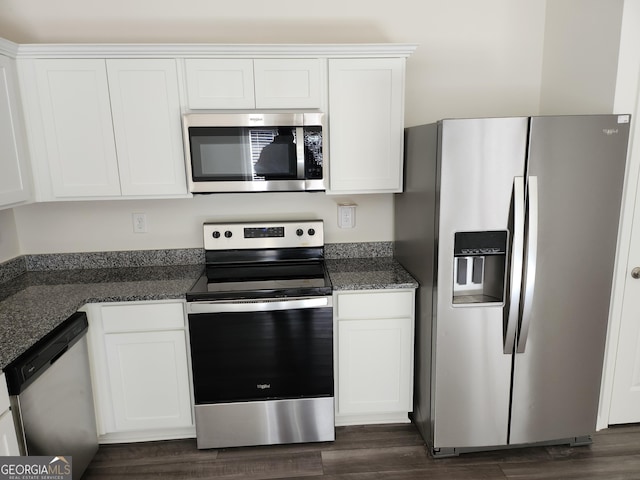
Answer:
338;204;356;229
132;213;147;233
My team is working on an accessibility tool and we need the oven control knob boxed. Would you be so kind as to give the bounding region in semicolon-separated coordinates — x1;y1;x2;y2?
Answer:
212;231;221;239
296;228;304;236
308;228;316;236
224;230;233;238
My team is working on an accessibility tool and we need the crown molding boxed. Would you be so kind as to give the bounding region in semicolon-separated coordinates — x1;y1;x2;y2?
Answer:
0;37;19;57
15;43;418;59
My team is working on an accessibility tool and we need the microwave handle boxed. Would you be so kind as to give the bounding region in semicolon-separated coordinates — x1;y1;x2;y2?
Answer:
296;126;305;178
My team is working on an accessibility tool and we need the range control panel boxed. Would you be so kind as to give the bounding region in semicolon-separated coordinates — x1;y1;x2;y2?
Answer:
203;220;324;250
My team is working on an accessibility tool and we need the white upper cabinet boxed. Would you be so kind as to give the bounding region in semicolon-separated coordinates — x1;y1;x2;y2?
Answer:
107;59;186;196
21;57;187;199
0;54;32;208
185;58;322;110
328;58;406;194
13;43;414;200
253;59;322;109
33;59;121;198
185;59;255;109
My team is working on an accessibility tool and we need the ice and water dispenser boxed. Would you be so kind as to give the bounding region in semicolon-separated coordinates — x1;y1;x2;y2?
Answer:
453;231;508;305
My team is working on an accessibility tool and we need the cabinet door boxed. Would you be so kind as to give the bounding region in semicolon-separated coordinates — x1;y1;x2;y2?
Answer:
104;330;192;432
0;373;20;456
185;59;255;109
254;59;322;109
107;59;187;196
0;412;20;456
34;59;120;197
0;55;31;208
338;316;413;415
328;58;405;193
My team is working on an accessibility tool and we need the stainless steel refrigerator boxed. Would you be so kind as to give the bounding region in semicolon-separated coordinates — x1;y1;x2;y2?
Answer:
394;115;631;457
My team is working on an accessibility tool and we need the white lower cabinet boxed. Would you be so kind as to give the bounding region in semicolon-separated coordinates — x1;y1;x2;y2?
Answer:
0;373;20;456
334;289;415;426
83;301;194;443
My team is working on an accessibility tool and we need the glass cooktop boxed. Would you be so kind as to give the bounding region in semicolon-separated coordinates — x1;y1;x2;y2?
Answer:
186;260;332;301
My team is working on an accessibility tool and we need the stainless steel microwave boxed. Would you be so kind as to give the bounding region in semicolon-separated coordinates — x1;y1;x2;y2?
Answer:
182;113;326;193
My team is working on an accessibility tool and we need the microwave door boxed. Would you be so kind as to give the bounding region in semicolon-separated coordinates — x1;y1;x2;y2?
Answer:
183;113;326;192
191;128;253;181
253;128;298;180
202;143;252;179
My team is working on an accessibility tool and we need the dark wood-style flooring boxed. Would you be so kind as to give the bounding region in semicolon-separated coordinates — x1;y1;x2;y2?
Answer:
82;423;640;479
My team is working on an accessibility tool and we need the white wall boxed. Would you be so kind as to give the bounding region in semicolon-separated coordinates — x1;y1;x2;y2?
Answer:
14;194;392;254
0;208;20;261
539;0;624;114
0;0;549;127
2;0;623;255
598;0;640;429
1;0;549;254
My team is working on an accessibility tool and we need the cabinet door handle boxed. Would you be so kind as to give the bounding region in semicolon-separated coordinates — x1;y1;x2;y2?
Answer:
632;267;640;279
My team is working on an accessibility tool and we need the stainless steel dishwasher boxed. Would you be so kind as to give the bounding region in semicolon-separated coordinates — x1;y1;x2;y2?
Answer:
4;311;98;480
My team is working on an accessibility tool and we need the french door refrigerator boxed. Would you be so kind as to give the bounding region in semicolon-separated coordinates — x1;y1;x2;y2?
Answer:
394;115;631;457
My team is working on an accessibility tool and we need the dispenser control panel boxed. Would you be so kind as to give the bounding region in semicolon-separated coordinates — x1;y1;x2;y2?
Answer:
453;230;508;305
454;231;507;256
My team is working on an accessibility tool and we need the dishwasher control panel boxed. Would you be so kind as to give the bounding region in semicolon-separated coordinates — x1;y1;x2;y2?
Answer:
4;312;88;395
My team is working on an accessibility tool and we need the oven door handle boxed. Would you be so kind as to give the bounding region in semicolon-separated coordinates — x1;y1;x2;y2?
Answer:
187;296;332;314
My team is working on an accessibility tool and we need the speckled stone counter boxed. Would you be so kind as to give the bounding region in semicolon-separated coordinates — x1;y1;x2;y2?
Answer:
0;244;416;372
0;265;203;370
326;257;418;291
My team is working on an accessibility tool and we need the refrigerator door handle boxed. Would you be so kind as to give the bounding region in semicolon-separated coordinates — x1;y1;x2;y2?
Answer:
517;175;539;353
504;176;525;354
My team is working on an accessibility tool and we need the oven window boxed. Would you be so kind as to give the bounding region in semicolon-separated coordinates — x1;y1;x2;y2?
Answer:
188;307;333;404
189;126;301;181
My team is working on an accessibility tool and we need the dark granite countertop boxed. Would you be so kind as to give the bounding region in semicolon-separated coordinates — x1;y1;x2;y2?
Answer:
0;255;417;372
0;265;203;371
326;257;418;291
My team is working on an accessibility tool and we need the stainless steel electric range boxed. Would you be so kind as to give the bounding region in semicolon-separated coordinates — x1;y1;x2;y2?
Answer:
186;220;334;449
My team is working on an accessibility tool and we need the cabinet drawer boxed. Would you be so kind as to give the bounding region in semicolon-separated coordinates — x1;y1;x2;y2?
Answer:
0;373;10;414
101;302;185;333
336;290;414;320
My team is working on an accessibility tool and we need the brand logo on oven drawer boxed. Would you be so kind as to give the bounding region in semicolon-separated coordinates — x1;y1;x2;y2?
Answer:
257;383;271;390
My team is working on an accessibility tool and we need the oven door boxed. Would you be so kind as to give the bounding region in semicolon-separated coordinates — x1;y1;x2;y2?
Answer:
188;296;333;403
186;296;335;448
